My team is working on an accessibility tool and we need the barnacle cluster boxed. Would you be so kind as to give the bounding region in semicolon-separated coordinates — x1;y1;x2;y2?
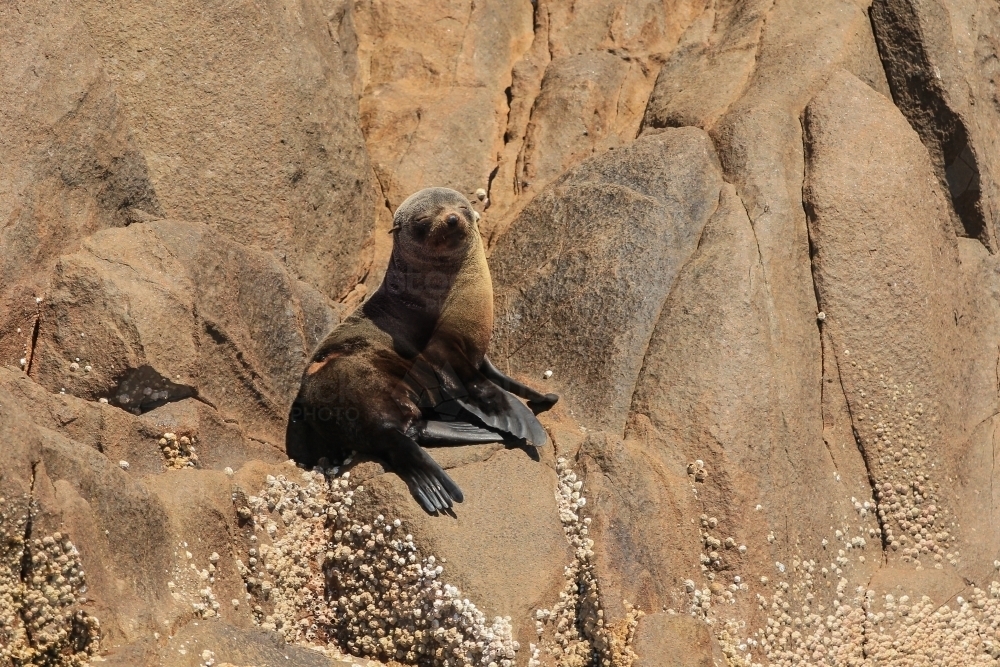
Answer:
164;544;221;619
0;499;99;666
679;373;1000;665
530;458;642;667
850;360;954;564
717;579;1000;666
239;469;518;666
159;432;198;469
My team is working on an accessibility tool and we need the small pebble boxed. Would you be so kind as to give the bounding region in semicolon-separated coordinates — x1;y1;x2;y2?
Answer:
119;460;130;470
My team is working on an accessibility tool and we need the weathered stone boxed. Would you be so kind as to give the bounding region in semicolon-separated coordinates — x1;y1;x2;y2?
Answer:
632;612;718;667
353;0;534;212
0;0;160;367
353;447;572;649
101;620;354;666
71;0;377;299
871;0;1000;250
30;219;339;446
803;70;1000;574
491;128;723;433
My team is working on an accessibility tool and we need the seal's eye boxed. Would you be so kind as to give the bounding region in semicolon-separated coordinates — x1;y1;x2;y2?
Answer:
411;217;431;239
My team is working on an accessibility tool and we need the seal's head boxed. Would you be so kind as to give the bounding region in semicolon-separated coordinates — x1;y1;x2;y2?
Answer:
391;187;480;263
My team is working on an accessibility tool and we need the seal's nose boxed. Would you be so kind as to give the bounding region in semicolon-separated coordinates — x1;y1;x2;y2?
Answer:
446;213;460;227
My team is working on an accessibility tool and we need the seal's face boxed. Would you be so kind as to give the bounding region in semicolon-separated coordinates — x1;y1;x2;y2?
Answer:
392;188;479;262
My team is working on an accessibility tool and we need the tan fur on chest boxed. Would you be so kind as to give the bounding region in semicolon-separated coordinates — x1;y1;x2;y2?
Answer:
436;236;493;356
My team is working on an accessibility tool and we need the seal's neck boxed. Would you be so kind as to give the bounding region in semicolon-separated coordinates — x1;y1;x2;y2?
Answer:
380;248;463;317
368;235;493;360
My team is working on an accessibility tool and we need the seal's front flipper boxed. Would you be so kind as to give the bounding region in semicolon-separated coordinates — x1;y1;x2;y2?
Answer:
480;356;559;414
415;420;505;445
383;430;464;513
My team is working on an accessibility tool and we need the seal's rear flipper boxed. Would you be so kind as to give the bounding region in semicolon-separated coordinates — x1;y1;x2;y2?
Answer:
384;431;464;513
454;385;549;447
415;420;505;445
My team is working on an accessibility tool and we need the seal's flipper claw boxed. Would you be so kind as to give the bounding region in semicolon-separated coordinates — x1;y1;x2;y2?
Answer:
414;468;449;511
480;357;558;413
416;421;505;445
410;482;438;514
527;393;559;415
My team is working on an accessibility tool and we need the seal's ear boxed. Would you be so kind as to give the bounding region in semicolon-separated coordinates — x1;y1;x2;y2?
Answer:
389;222;401;234
473;210;481;223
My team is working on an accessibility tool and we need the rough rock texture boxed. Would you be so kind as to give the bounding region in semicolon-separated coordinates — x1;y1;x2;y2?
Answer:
491;128;723;433
30;220;339;446
72;0;378;299
804;70;998;578
8;0;1000;665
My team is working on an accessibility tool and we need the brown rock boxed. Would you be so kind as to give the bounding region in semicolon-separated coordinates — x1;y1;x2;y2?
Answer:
804;69;997;571
632;612;718;667
486;0;706;228
71;0;376;299
353;0;534;209
516;53;647;191
0;368;283;477
491;128;723;433
871;0;1000;250
576;432;698;623
592;181;876;631
102;620;353;666
30;219;338;446
32;423;181;644
0;0;161;365
352;447;572;649
642;0;772;131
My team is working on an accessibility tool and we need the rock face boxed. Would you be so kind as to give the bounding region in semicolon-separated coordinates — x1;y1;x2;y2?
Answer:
29;219;339;446
491;128;723;433
7;0;1000;666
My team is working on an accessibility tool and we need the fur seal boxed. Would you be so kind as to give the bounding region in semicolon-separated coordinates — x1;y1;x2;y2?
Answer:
286;187;558;513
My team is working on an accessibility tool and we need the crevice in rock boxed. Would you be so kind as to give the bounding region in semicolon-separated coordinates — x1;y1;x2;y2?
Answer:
200;319;280;416
869;0;991;251
834;355;890;559
623;187;721;437
532;458;642;667
484;164;500;211
733;188;772;297
502;86;514;144
17;466;38;646
802;166;888;558
107;364;201;415
801;176;840;476
24;314;41;377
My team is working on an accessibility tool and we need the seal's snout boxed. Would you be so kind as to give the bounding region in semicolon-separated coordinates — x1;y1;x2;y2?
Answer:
446;213;460;227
